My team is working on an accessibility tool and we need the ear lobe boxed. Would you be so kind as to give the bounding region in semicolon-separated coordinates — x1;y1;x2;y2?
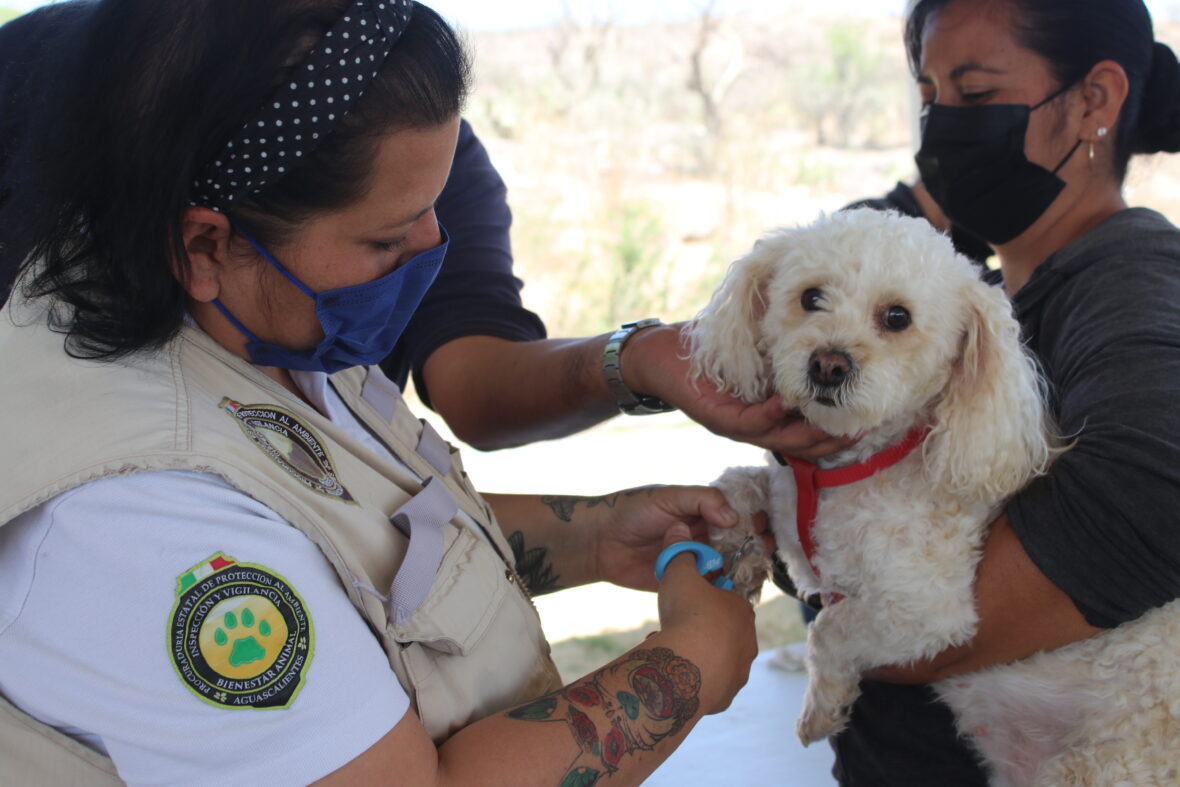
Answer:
926;280;1055;501
1081;59;1129;140
686;236;779;402
175;207;233;302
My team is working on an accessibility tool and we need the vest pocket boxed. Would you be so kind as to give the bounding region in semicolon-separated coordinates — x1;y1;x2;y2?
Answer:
388;525;508;655
387;525;560;740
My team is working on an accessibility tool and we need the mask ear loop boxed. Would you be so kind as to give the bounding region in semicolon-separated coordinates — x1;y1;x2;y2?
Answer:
1028;80;1080;175
211;223;317;348
1030;78;1080;112
231;224;318;299
212;299;264;344
1030;79;1085;175
1051;139;1084;175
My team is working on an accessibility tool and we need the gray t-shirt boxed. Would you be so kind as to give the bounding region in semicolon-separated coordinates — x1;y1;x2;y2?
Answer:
1008;207;1180;628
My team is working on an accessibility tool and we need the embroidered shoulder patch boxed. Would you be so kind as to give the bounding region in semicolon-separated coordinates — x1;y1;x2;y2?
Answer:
220;397;354;502
169;553;314;710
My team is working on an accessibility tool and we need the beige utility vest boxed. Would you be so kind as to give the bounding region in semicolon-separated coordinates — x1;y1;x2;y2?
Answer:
0;297;562;785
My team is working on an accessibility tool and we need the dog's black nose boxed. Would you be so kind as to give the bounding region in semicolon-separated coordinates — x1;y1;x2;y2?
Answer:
809;350;854;387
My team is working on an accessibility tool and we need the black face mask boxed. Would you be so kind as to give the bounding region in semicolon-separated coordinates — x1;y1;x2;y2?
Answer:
915;87;1082;245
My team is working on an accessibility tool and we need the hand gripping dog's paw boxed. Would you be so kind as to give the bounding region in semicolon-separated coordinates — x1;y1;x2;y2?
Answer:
709;467;772;602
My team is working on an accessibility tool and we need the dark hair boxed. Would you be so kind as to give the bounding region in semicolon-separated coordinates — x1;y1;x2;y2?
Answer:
905;0;1180;181
22;0;471;360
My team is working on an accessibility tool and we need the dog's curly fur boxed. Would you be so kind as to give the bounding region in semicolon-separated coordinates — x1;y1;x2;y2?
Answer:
690;209;1180;786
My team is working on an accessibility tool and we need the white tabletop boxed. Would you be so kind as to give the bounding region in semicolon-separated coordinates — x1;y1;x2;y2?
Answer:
646;649;838;786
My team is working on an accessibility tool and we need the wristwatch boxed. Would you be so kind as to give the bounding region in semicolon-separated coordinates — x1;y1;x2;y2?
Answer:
602;319;677;415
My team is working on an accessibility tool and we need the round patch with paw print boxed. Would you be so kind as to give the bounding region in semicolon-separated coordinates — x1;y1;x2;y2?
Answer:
169;553;314;709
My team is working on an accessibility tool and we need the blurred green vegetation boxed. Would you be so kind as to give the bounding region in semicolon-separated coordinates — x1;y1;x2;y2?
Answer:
789;21;898;148
463;10;916;338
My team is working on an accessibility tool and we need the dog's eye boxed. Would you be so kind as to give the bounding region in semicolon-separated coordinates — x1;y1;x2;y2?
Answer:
882;305;912;332
801;288;825;312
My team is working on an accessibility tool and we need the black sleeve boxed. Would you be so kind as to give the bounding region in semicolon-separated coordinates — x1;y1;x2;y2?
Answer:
1008;256;1180;628
842;181;992;268
378;119;546;404
841;181;924;218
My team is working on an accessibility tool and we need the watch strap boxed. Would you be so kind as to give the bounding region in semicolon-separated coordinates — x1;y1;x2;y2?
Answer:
602;319;676;415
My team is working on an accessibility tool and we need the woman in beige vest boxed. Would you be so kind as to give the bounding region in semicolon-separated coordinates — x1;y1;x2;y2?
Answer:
0;1;759;784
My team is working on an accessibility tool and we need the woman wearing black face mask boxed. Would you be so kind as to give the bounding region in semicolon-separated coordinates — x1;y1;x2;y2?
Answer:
824;1;1180;785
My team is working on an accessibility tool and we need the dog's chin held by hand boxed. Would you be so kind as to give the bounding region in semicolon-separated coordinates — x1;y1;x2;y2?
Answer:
794;401;868;442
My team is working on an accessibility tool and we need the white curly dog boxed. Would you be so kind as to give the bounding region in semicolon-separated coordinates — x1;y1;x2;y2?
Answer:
690;209;1180;786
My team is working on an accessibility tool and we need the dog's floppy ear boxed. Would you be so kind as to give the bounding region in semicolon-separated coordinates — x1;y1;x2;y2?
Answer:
685;236;780;402
926;279;1055;502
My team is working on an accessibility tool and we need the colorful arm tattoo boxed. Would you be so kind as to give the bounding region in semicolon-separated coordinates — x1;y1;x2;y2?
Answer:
507;530;562;595
507;647;701;786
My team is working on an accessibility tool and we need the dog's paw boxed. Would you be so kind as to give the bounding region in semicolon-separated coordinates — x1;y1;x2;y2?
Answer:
710;519;757;556
795;705;851;746
722;542;771;602
709;467;772;601
796;672;860;745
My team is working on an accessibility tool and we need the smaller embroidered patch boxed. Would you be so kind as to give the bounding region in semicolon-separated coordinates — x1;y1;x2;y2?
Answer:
220;398;354;502
169;553;314;709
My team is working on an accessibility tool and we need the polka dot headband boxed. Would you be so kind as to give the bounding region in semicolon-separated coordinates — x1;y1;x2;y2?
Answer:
190;0;415;211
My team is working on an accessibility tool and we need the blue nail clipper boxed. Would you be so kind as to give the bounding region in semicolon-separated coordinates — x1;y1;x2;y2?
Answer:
654;536;754;592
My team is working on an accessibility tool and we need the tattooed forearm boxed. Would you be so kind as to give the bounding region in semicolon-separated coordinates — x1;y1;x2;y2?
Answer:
507;530;563;595
506;647;701;785
541;487;662;523
540;495;588;523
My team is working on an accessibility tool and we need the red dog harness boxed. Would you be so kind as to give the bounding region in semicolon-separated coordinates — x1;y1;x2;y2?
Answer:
773;426;931;594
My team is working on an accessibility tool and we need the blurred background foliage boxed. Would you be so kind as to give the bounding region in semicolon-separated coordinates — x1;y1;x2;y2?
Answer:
462;4;916;337
8;0;1179;338
453;3;1180;339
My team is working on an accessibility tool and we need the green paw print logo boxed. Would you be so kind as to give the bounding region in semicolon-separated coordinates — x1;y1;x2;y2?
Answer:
214;607;271;667
199;599;288;680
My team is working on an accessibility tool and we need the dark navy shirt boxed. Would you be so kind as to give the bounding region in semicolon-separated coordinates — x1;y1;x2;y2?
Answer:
381;118;547;404
0;2;546;403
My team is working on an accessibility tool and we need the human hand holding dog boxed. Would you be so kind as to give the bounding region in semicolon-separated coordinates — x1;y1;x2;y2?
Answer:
588;485;743;592
484;485;768;596
623;321;855;459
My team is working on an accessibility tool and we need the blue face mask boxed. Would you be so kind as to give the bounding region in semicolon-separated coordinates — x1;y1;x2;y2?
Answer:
213;224;449;374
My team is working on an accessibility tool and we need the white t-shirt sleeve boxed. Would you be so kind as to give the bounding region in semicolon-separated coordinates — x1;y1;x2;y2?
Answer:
0;470;410;787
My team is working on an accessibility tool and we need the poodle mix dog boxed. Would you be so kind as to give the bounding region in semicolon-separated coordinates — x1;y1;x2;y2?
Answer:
690;209;1180;786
